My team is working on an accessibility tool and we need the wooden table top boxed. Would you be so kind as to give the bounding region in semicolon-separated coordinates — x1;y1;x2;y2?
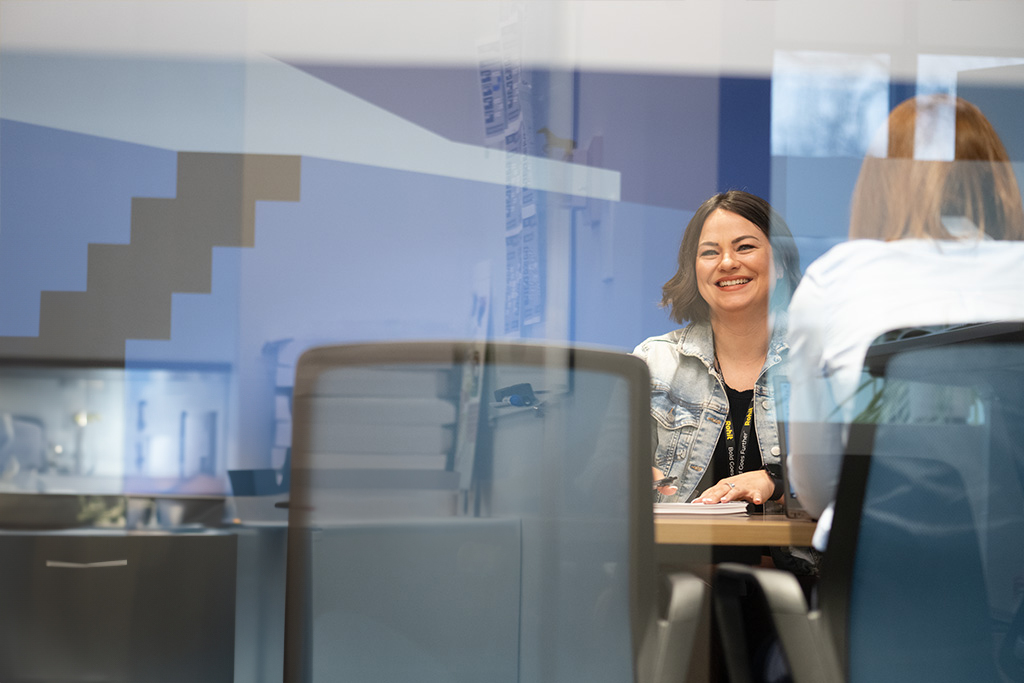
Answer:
654;513;817;547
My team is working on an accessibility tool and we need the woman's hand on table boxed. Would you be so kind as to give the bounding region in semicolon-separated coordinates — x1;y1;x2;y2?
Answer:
652;467;678;496
697;469;774;505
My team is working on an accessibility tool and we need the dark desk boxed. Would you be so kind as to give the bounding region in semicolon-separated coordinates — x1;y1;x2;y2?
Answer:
655;513;816;547
0;530;237;683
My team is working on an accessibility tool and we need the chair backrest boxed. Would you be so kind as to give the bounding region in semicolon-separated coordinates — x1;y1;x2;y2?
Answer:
282;341;660;683
819;322;1024;682
0;414;46;473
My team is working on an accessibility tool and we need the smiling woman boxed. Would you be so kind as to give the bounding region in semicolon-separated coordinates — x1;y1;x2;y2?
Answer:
695;210;777;347
632;191;801;507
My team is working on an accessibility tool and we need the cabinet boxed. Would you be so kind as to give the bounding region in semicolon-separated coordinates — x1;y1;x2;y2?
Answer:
0;532;236;683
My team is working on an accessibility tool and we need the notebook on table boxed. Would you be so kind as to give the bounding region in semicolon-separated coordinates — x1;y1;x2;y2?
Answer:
654;501;752;516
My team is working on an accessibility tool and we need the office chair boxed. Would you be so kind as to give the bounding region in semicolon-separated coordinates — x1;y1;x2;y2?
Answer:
713;322;1024;683
282;341;704;683
0;413;47;477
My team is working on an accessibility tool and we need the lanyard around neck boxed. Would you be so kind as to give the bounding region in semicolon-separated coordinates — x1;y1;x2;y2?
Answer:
724;398;754;477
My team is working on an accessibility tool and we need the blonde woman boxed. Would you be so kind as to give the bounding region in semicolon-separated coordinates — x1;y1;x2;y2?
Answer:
787;94;1024;548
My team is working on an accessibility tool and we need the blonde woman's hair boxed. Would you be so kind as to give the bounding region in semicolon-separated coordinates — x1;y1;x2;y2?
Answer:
849;94;1024;241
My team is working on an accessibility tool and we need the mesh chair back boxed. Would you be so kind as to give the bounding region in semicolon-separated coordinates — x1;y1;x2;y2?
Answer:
824;329;1024;682
282;341;658;683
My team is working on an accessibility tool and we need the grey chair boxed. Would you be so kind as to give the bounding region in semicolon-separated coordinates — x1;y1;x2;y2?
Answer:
282;341;705;683
0;413;47;475
713;322;1024;682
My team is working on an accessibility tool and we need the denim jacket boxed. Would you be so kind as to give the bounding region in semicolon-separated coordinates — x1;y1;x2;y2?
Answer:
632;318;788;503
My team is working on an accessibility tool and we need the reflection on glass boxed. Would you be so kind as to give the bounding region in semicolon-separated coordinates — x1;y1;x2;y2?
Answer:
772;50;890;158
0;363;230;495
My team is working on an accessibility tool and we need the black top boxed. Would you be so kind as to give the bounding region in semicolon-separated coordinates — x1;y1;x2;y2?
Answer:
691;384;763;499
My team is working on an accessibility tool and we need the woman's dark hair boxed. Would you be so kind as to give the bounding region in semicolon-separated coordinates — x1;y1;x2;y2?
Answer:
660;190;801;324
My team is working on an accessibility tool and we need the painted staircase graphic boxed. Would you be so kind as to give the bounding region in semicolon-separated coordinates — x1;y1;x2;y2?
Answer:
0;152;302;362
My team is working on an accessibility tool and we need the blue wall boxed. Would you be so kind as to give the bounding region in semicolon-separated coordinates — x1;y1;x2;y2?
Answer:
4;50;1022;491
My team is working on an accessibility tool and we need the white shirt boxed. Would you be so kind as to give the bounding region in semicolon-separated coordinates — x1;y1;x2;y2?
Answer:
786;237;1024;549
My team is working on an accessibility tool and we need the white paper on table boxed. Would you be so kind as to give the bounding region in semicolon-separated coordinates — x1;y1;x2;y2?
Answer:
654;501;751;516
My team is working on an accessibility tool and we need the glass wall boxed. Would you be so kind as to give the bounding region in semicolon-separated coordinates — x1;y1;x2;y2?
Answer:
1;0;1021;503
3;2;1024;681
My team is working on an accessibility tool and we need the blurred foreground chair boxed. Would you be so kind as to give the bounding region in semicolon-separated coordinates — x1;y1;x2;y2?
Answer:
713;322;1024;682
283;341;705;683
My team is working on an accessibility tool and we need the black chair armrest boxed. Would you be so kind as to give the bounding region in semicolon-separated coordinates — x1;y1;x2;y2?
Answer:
713;563;842;683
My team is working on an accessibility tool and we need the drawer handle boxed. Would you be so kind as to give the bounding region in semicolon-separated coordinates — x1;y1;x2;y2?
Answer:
46;560;128;569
